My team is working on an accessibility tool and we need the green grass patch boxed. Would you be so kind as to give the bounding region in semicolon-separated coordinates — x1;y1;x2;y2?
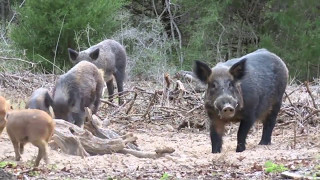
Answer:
160;172;171;180
264;160;288;173
0;161;17;168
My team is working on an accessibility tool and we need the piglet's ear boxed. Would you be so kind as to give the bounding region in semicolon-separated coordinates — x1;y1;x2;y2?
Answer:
89;48;100;60
229;58;246;80
68;48;79;62
193;60;212;84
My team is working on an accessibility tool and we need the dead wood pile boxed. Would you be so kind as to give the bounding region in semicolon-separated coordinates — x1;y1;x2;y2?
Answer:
1;71;319;156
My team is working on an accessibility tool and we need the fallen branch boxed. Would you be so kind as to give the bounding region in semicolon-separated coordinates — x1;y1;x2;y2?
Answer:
0;57;36;66
126;92;138;114
304;81;318;109
142;91;158;119
119;146;175;159
100;99;119;108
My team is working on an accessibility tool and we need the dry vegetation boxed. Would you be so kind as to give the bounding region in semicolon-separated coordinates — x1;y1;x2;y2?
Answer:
0;69;319;179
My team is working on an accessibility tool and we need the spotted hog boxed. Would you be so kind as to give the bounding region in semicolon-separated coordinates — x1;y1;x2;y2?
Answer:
6;109;55;167
0;96;11;135
26;88;54;117
68;39;127;104
52;61;104;127
193;49;288;153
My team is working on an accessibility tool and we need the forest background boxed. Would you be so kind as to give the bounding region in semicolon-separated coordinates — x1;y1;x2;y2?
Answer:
0;0;319;81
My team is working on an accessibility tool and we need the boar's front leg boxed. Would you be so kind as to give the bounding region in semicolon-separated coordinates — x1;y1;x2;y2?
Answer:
236;115;255;152
92;79;104;114
209;118;225;153
210;126;223;153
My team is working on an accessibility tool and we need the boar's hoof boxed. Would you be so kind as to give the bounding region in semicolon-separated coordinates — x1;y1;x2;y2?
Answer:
211;147;222;153
15;156;21;161
236;144;246;152
258;140;271;145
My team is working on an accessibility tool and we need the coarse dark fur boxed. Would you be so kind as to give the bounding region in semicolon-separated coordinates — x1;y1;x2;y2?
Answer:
193;49;288;153
68;39;126;104
26;88;54;117
6;109;55;167
52;61;104;127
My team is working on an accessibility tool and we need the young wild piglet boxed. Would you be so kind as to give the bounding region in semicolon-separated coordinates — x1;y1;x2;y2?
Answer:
6;109;55;167
0;96;11;134
26;88;54;117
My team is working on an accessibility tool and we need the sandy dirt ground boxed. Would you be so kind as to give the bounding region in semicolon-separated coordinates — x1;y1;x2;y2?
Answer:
0;80;319;179
0;120;319;179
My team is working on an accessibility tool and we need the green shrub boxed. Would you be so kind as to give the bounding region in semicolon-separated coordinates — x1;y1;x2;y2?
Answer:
112;13;177;81
9;0;127;72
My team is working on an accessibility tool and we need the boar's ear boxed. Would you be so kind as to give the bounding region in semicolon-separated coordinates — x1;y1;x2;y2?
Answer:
230;58;246;80
44;92;53;108
193;60;212;84
89;48;100;60
68;48;79;62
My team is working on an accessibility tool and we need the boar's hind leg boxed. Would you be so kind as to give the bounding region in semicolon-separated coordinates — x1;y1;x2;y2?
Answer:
236;116;255;152
32;140;48;167
106;80;114;101
115;70;125;104
259;102;281;145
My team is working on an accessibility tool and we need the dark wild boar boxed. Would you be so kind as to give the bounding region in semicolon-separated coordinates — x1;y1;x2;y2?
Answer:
193;49;288;153
52;61;104;127
68;39;127;103
0;96;11;135
6;109;55;167
26;88;54;117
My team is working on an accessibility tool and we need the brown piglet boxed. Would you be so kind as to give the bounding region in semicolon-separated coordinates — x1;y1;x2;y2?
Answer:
6;109;55;167
0;96;11;135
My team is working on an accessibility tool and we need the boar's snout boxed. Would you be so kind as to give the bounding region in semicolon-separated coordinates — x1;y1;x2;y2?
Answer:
214;95;238;119
221;104;235;118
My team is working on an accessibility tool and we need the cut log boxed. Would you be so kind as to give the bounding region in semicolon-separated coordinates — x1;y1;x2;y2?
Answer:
51;108;175;158
51;119;134;156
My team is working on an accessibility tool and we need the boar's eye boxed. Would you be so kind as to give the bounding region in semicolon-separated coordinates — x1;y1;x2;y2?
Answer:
208;82;217;89
227;81;234;88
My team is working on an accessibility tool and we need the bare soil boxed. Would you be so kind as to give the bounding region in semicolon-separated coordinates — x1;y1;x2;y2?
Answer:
0;77;319;180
